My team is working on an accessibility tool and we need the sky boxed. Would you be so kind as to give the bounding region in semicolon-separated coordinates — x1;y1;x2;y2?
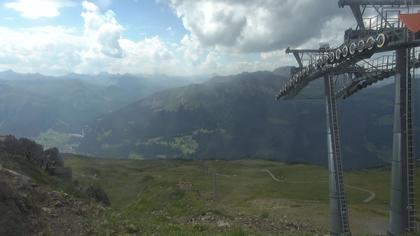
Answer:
0;0;354;76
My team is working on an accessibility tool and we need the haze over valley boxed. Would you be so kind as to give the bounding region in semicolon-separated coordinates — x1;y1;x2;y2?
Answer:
1;69;417;169
1;0;420;235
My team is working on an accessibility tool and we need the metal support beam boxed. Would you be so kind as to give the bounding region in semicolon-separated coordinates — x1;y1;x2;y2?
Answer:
293;52;304;68
324;75;351;236
285;47;327;69
339;0;420;7
389;48;417;235
350;4;365;30
285;47;326;54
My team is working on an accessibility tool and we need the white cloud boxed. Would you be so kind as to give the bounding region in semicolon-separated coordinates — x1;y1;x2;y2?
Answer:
4;0;75;19
179;34;205;65
168;0;352;53
0;26;84;75
0;1;183;76
81;1;124;58
300;16;353;49
0;1;126;75
157;0;356;75
0;0;355;77
104;36;176;74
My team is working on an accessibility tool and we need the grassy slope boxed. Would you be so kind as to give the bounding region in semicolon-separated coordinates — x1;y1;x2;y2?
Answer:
65;157;420;235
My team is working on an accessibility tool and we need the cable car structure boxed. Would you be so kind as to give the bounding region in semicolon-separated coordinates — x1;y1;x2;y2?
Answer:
276;1;420;235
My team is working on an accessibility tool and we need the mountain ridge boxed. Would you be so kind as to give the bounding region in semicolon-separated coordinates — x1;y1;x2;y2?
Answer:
77;69;420;169
0;72;200;138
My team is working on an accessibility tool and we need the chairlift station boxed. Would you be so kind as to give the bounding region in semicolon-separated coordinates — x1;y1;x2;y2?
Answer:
277;0;420;235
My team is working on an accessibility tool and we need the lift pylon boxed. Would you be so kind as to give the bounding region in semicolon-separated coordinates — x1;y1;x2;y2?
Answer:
276;1;419;235
389;48;417;235
325;75;351;235
281;47;352;235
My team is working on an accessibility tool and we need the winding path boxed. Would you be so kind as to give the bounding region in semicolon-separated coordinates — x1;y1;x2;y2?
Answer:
345;184;376;203
262;169;376;203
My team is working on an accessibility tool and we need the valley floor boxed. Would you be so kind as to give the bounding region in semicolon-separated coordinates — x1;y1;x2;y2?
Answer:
65;157;420;235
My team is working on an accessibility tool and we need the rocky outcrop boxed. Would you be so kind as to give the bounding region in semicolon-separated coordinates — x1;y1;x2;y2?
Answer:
85;186;111;206
0;164;101;236
0;135;111;235
44;147;72;181
0;135;72;181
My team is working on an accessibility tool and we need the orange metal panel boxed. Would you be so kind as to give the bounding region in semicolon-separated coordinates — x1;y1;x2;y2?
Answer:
399;13;420;32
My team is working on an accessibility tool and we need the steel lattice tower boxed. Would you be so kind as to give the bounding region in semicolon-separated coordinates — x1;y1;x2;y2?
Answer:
277;1;420;234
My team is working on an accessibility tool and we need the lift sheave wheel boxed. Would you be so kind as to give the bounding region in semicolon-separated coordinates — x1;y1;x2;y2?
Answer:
349;42;357;55
357;40;365;53
376;33;386;48
335;48;342;60
341;45;349;58
329;52;335;63
366;36;375;50
323;55;329;65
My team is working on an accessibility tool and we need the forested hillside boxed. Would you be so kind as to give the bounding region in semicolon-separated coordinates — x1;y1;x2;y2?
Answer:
78;69;419;169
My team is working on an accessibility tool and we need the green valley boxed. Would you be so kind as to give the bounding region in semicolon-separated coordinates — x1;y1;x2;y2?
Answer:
78;69;420;169
65;156;420;235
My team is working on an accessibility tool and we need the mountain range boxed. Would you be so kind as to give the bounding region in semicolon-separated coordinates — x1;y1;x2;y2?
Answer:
1;69;418;169
0;71;200;138
77;68;420;169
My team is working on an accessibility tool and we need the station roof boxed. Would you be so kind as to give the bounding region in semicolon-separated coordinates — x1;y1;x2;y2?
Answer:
399;13;420;32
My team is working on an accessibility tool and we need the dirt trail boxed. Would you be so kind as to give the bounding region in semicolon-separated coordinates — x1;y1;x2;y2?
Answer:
345;185;376;203
262;169;376;203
